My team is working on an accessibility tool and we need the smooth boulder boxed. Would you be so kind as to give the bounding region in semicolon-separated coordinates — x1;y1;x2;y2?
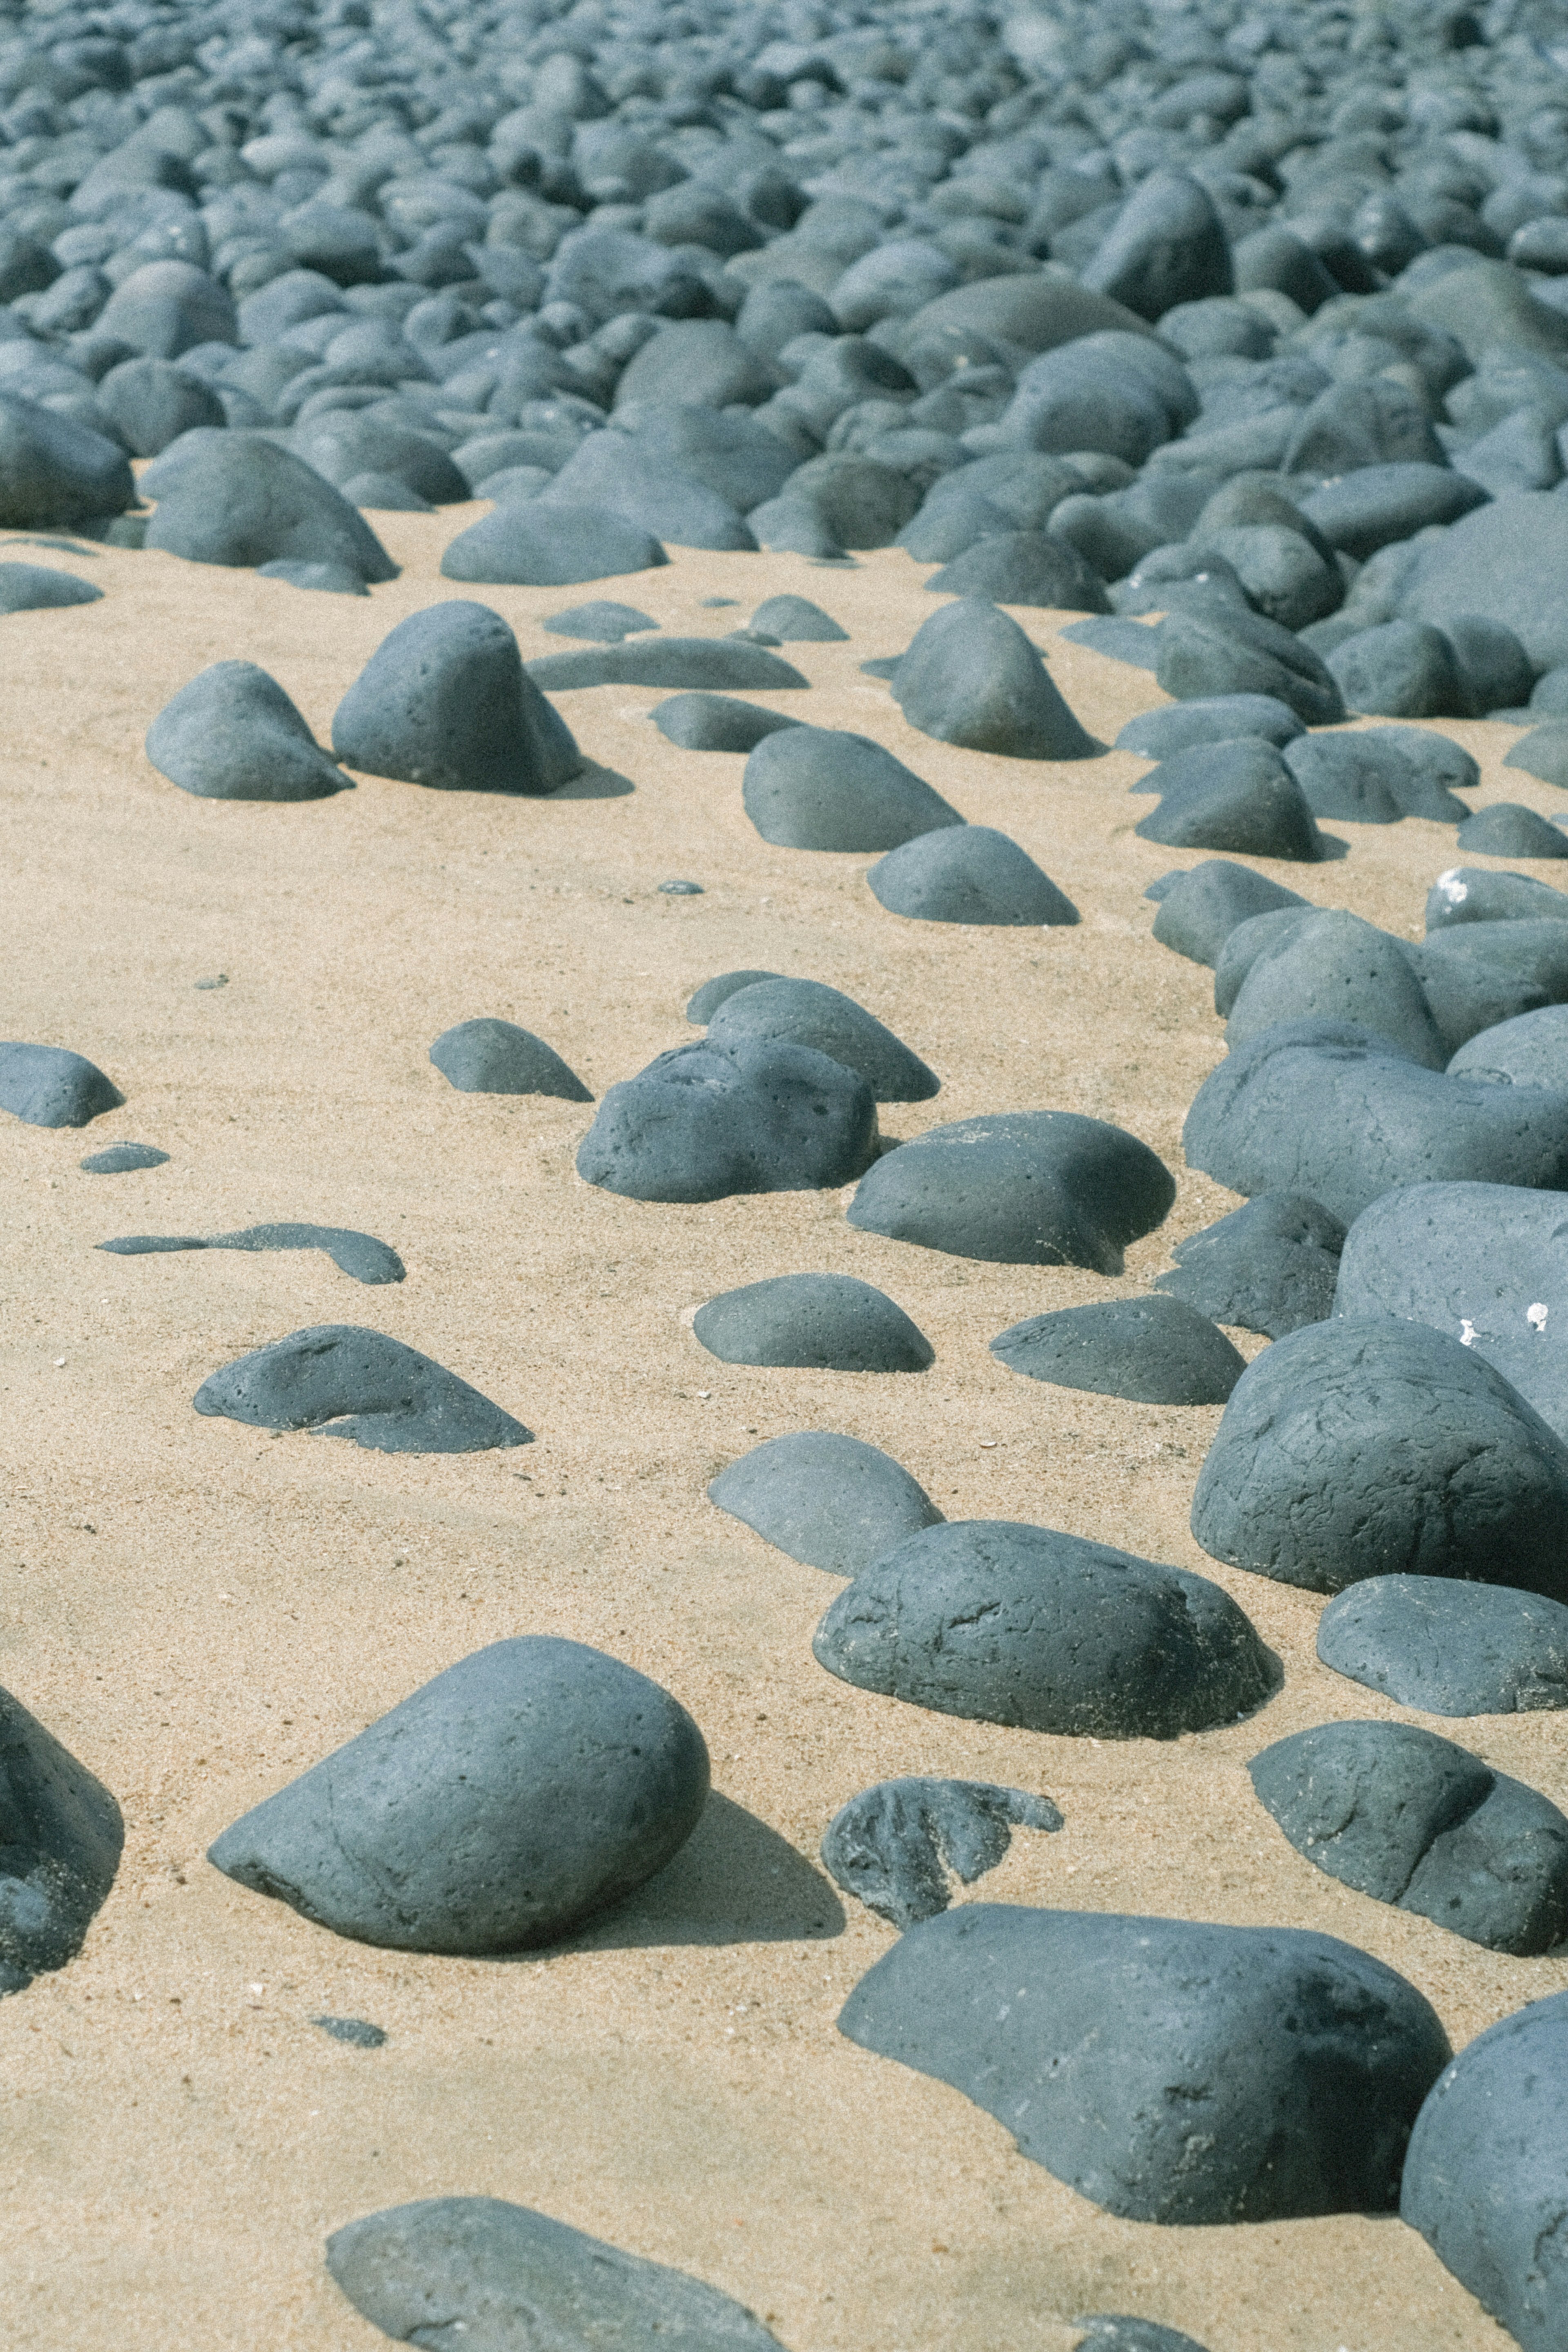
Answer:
742;727;962;853
146;661;351;802
441;503;667;587
708;1432;942;1577
990;1296;1245;1405
1150;861;1307;968
891;599;1100;759
704;978;938;1100
0;392;132;528
333;604;581;794
652;694;799;753
577;1040;877;1203
0;1044;122;1129
868;826;1079;926
430;1019;590;1101
1156;1193;1345;1339
0;1685;122;1994
143;434;396;580
694;1273;932;1373
1317;1575;1568;1716
194;1325;530;1454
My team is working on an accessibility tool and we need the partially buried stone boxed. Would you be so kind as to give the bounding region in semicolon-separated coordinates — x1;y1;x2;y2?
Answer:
822;1778;1062;1929
326;2198;781;2350
0;562;100;612
1318;1575;1568;1717
868;826;1079;926
1074;2323;1210;2352
146;662;352;802
814;1520;1274;1737
1327;622;1464;721
333;604;581;795
659;879;702;895
209;1639;707;1951
1429;868;1568;932
652;694;800;753
1411;919;1568;1054
194;1325;530;1454
748;594;846;642
80;1142;167;1174
577;1039;876;1203
1150;861;1307;967
541;601;657;642
1156;1193;1345;1340
1116;695;1304;757
742;726;962;853
1449;1002;1568;1082
1365;725;1478;815
926;530;1110;614
101;1224;403;1284
990;1296;1246;1405
709;1431;942;1577
143;434;397;581
314;2016;385;2048
0;1044;121;1129
704;978;938;1100
1136;741;1325;863
440;503;667;587
1250;1719;1568;1956
1456;802;1568;859
0;393;133;530
849;1111;1174;1271
1156;606;1346;727
685;971;785;1024
1504;722;1568;790
1225;910;1447;1067
892;599;1101;759
257;559;368;596
1283;730;1430;824
430;1019;590;1102
694;1273;933;1372
0;1683;122;1994
527;640;807;693
837;1906;1447;2224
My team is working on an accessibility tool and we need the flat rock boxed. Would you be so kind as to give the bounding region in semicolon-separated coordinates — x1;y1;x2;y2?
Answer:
326;2197;780;2350
257;557;369;595
146;661;352;802
0;1044;122;1129
1317;1575;1568;1716
541;601;658;642
694;1273;932;1373
333;604;581;795
1116;695;1304;756
1448;1002;1568;1084
813;1520;1274;1738
314;2016;385;2049
143;433;396;580
652;694;800;752
194;1325;530;1454
1456;802;1568;860
1156;1193;1345;1340
80;1142;167;1174
685;971;786;1025
441;503;667;587
1150;861;1307;967
1250;1719;1568;1955
430;1019;590;1101
838;1905;1448;2221
1427;869;1568;933
748;594;846;641
1189;1316;1568;1601
526;640;807;693
102;1225;403;1284
821;1778;1062;1929
868;827;1079;925
742;726;962;853
0;561;100;612
0;1684;122;1994
708;1432;942;1577
577;1039;877;1203
1225;909;1447;1067
704;978;937;1100
891;599;1100;758
847;1110;1174;1272
209;1638;707;1952
990;1296;1246;1404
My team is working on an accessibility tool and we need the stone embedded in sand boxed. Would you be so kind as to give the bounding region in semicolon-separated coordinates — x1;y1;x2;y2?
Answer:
0;1044;122;1129
704;978;937;1101
1117;695;1304;757
1190;1316;1568;1601
1504;721;1568;790
1156;1193;1345;1340
194;1325;530;1454
1225;909;1448;1067
430;1019;591;1102
100;1224;403;1285
990;1295;1246;1405
1448;1002;1568;1082
314;2016;386;2048
209;1637;707;1952
1318;1575;1568;1717
577;1039;877;1204
146;661;352;802
1410;918;1568;1055
1074;2321;1211;2352
326;2198;781;2351
814;1520;1273;1738
1456;802;1568;860
652;693;800;752
440;502;667;587
1282;729;1427;825
891;599;1100;759
748;594;847;642
741;726;963;853
685;971;787;1025
868;827;1079;926
1150;861;1308;968
1250;1719;1568;1956
1156;604;1346;727
527;639;807;693
143;434;397;581
1427;869;1568;934
333;604;581;795
926;530;1110;614
0;1683;122;1995
848;1111;1174;1271
0;393;133;529
822;1778;1062;1929
839;1907;1446;2223
708;1431;943;1577
1134;739;1325;863
694;1273;933;1373
80;1142;167;1174
541;601;658;642
0;561;100;613
257;558;369;596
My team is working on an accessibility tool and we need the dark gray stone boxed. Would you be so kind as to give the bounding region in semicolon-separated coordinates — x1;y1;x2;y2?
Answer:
1283;731;1429;825
527;640;807;693
1080;170;1233;321
0;562;100;612
704;978;936;1101
0;1044;122;1129
1400;493;1568;672
1504;722;1568;790
1155;606;1346;727
926;531;1110;614
326;2197;780;2350
1449;1003;1568;1084
1212;910;1323;1018
146;661;352;802
1156;1194;1345;1340
143;434;396;580
742;726;962;853
257;558;369;596
814;1520;1274;1738
194;1325;530;1454
1135;739;1326;864
1226;910;1447;1067
576;1039;877;1204
0;394;132;529
685;972;786;1025
1059;616;1163;670
1074;2322;1210;2352
990;1296;1246;1405
1189;1316;1568;1601
821;1778;1062;1929
847;1111;1174;1272
748;595;846;642
694;1274;932;1373
1410;920;1568;1054
1318;1575;1568;1717
314;2016;386;2049
0;1684;121;1994
210;1639;706;1952
1443;615;1537;720
1363;725;1479;813
95;357;224;458
1327;622;1465;721
1298;465;1488;561
868;827;1079;927
430;1020;590;1102
708;1432;942;1577
333;605;581;795
97;262;236;360
80;1143;167;1174
440;503;667;587
891;600;1100;759
293;414;468;506
541;601;657;643
1456;802;1568;859
101;1225;403;1285
1429;870;1568;933
1116;696;1304;757
652;694;800;753
1151;862;1307;967
539;432;755;552
838;1906;1447;2223
1250;1719;1568;1955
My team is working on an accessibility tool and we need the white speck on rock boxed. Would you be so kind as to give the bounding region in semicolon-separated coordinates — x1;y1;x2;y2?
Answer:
1459;1319;1477;1346
1529;1302;1550;1332
1437;868;1468;904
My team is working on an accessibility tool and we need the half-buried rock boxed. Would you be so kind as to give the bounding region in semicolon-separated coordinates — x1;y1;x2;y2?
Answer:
741;726;962;853
652;694;800;753
143;433;397;581
0;562;101;612
145;661;352;802
1428;869;1568;935
708;1432;942;1576
1134;739;1325;863
925;530;1110;613
1189;1317;1568;1601
990;1296;1245;1405
1148;860;1307;968
891;599;1101;758
822;1778;1062;1930
194;1325;530;1454
1074;2322;1210;2352
1155;1193;1345;1339
578;1039;876;1203
1454;802;1568;860
541;601;657;642
430;1019;590;1101
326;2198;781;2350
0;1043;121;1128
209;1637;707;1951
441;503;667;587
80;1142;167;1174
685;971;786;1024
813;1521;1274;1737
1250;1719;1568;1956
703;977;937;1099
1224;910;1446;1066
1317;1575;1568;1716
102;1224;403;1284
847;1111;1174;1272
694;1273;932;1372
526;639;806;693
1156;603;1345;726
0;1683;122;1993
838;1905;1447;2222
868;827;1080;925
332;603;581;795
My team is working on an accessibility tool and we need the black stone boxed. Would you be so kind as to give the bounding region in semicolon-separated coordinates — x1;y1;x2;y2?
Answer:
526;640;807;693
334;605;581;795
194;1325;530;1454
742;726;962;853
430;1019;590;1101
146;661;352;802
1283;730;1432;825
867;826;1079;926
0;1044;122;1129
95;357;223;459
577;1039;877;1204
1448;1002;1568;1081
651;694;800;752
80;1143;167;1174
821;1779;1062;1929
708;1432;943;1577
1151;862;1307;967
143;434;396;580
541;601;658;642
704;978;937;1100
1135;740;1325;863
1317;1575;1568;1717
694;1274;932;1373
101;1225;403;1284
0;1684;122;1994
892;599;1100;758
1080;170;1233;321
0;392;133;529
1225;909;1447;1067
1156;1194;1345;1340
1327;622;1465;720
991;1296;1246;1405
1411;919;1568;1054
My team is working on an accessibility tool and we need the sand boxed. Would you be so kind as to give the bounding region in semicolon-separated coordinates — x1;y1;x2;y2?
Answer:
0;507;1551;2352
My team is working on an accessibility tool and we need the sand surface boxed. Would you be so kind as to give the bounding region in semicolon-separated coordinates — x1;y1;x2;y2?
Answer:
0;508;1551;2351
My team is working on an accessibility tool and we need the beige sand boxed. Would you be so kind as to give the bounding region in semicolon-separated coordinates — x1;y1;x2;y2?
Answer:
0;508;1552;2351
